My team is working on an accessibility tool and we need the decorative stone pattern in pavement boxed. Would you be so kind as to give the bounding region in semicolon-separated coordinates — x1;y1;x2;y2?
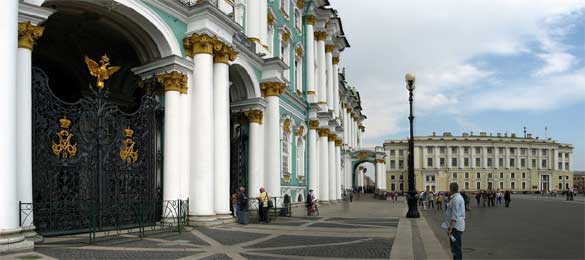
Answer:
197;227;269;245
200;253;233;260
18;198;400;260
34;248;200;260
258;238;393;259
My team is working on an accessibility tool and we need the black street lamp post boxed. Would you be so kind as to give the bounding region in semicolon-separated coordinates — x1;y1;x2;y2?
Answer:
405;73;420;218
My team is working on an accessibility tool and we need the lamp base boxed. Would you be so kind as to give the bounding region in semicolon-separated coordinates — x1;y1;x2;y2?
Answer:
405;192;420;218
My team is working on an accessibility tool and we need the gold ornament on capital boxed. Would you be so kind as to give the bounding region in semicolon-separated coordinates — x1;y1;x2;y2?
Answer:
244;110;264;124
260;82;286;97
213;42;238;64
309;120;319;129
317;128;329;137
314;31;327;41
325;44;335;53
306;15;316;26
18;22;44;50
156;71;188;93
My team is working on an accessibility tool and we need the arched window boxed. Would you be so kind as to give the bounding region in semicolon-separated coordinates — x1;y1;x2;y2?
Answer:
294;46;303;94
280;28;291;81
282;119;292;179
296;136;305;178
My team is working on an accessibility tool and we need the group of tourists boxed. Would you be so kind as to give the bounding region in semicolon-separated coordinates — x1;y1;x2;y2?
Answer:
230;187;273;225
386;191;399;202
473;189;512;208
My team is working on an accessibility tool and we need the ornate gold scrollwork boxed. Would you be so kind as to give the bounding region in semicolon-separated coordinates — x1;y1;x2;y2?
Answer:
52;117;77;159
119;127;139;164
84;54;120;89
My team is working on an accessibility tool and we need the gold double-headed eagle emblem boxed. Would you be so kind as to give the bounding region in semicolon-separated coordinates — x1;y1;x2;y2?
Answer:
84;54;120;89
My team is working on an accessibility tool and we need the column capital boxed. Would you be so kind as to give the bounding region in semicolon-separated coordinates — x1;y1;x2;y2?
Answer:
325;44;335;53
156;71;188;94
244;110;264;124
328;133;337;141
183;33;220;57
213;42;238;64
332;56;340;65
317;128;329;137
376;159;385;164
268;12;276;27
314;31;328;41
309;120;319;129
306;15;316;26
335;139;342;147
260;82;285;97
18;21;44;50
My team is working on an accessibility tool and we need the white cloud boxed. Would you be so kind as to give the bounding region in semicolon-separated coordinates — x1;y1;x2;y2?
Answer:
333;0;585;143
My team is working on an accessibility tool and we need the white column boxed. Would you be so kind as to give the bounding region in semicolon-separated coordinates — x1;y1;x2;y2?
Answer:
213;59;230;216
325;45;334;111
483;146;488;169
245;110;264;198
318;128;330;201
16;21;43;234
188;35;215;220
332;58;340;117
259;0;267;47
375;161;381;190
1;0;24;247
414;146;420;169
446;145;452;169
262;83;283;196
306;16;316;102
179;75;192;200
354;120;358;148
160;72;183;206
308;120;319;198
381;162;387;190
246;0;260;42
328;134;336;200
335;141;342;200
315;32;327;106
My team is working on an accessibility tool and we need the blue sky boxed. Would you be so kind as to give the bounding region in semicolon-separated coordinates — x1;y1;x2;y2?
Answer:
334;1;585;170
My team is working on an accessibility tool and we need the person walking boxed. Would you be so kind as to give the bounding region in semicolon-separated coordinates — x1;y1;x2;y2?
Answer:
496;190;503;206
504;190;511;208
237;187;249;224
475;191;481;206
421;191;427;210
257;187;270;223
231;190;238;218
461;191;470;211
481;190;488;207
436;192;443;211
349;190;354;202
428;191;435;209
442;183;466;260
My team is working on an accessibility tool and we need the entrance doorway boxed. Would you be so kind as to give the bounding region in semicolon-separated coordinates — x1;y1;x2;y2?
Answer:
540;175;550;192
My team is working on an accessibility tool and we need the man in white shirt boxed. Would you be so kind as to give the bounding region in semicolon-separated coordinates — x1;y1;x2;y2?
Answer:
442;182;466;260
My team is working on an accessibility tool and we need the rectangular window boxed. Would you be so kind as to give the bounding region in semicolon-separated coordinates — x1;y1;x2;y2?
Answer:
398;160;404;169
488;158;493;167
558;162;562;170
475;147;481;154
487;147;493;154
521;148;527;155
427;158;433;167
541;149;547;156
391;175;395;180
522;172;526;179
565;162;569;170
511;173;515;179
532;159;537;168
476;182;481;190
294;57;302;93
464;158;469;167
390;150;395;156
500;172;504;178
499;147;504;154
510;158;515;167
476;172;481;179
488;173;493;179
532;148;537;156
565;152;569;158
558;152;563;158
465;172;469;179
500;182;504;189
465;182;469;190
464;147;469;154
399;150;404;156
452;158;458;167
542;160;547;168
440;147;446;154
498;158;504;167
453;172;457;179
566;176;569;180
476;158;481;167
509;148;515;154
511;182;515;190
452;147;458;154
390;160;396;169
521;159;526;168
391;183;396;191
427;147;433;153
440;158;445;167
282;139;290;174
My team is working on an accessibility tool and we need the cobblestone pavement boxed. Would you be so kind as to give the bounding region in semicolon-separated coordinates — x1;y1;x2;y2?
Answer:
3;196;401;260
424;195;585;260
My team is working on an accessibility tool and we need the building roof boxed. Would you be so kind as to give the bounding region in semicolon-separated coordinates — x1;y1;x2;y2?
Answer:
384;132;573;148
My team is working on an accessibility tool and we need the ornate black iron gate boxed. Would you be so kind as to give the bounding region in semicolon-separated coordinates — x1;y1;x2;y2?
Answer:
230;114;248;194
31;67;160;236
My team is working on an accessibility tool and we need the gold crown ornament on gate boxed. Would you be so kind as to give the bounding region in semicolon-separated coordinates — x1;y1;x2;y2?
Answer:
84;54;120;89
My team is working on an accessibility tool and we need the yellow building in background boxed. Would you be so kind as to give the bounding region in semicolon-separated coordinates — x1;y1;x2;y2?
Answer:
384;132;573;193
